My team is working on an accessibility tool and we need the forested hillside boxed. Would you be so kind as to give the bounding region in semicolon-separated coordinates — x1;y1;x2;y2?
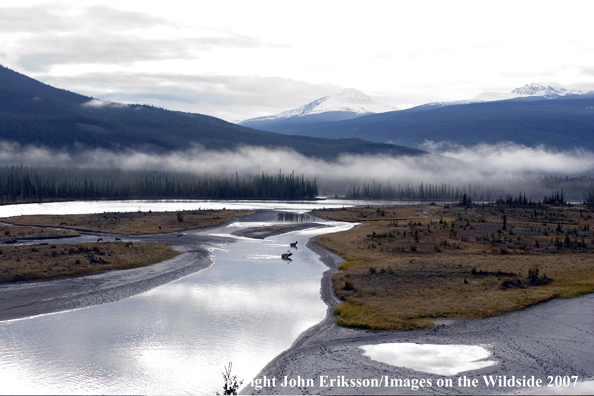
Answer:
254;96;594;151
0;65;423;159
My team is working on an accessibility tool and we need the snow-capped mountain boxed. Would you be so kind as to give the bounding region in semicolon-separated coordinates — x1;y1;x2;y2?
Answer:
474;82;594;102
239;88;394;126
511;82;568;97
417;82;594;110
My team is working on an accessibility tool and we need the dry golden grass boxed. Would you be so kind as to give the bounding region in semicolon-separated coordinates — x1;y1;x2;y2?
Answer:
313;204;594;330
2;209;255;235
0;242;179;283
0;224;79;238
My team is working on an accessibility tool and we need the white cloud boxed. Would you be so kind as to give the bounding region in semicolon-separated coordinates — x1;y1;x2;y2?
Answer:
40;72;343;121
1;141;592;199
2;1;594;121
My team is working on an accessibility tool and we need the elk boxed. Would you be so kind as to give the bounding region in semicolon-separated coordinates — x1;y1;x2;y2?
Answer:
97;238;103;242
290;241;298;248
281;251;293;260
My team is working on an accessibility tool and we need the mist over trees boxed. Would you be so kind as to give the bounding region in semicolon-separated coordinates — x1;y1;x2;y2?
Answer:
0;166;318;202
342;176;594;203
0;65;422;161
2;165;594;206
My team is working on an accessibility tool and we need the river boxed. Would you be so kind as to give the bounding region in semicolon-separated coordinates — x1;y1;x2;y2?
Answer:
0;199;358;395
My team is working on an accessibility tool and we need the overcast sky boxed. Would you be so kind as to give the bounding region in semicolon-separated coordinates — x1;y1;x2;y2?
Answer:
1;0;593;122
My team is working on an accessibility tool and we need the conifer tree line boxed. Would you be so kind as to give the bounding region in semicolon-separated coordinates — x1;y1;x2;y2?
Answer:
345;176;594;203
496;191;565;206
346;181;471;201
0;165;318;202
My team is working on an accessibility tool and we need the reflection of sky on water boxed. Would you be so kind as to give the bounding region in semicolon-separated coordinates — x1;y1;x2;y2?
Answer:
275;212;318;223
0;216;351;395
0;198;439;217
361;343;497;376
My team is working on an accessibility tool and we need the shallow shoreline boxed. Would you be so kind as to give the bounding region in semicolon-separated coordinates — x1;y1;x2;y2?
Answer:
0;244;213;322
2;210;592;395
243;239;594;395
0;213;333;323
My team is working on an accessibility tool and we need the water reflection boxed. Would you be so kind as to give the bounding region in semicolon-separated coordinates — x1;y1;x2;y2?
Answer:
0;198;442;217
360;343;497;376
275;212;317;223
0;217;353;395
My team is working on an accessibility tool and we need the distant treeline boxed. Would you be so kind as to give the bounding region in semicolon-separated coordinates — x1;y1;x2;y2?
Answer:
345;176;594;203
346;181;471;201
0;166;318;201
495;191;566;206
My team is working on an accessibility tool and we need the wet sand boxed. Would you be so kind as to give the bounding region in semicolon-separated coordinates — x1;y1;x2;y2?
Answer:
0;244;213;322
243;241;594;395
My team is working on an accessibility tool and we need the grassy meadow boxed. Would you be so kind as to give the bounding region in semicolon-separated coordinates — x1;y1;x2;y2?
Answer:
0;242;179;283
1;224;79;239
312;204;594;330
0;209;254;283
3;209;255;235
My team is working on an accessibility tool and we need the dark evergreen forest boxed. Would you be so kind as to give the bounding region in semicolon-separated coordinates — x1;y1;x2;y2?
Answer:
345;176;594;203
0;166;318;202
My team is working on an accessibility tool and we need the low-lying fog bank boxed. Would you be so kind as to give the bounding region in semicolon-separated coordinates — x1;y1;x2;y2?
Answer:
1;141;593;201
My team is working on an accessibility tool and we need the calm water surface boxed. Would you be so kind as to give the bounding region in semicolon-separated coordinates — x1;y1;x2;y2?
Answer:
0;201;354;395
0;198;437;217
360;343;497;376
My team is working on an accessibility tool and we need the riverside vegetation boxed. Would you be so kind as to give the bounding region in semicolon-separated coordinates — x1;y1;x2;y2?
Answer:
312;202;594;330
0;209;254;283
0;242;178;283
3;209;254;235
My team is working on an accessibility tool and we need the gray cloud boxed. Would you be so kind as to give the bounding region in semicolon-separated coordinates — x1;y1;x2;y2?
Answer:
0;6;74;33
577;66;594;78
40;72;343;121
0;4;293;119
1;5;268;73
0;5;173;36
18;33;264;72
19;35;195;71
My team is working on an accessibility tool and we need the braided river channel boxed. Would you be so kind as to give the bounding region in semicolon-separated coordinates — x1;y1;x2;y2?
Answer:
0;199;369;395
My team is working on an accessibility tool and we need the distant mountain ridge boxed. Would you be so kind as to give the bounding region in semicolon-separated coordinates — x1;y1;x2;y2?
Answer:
250;96;594;151
511;82;594;97
0;65;423;160
236;81;594;151
416;82;594;109
238;88;395;129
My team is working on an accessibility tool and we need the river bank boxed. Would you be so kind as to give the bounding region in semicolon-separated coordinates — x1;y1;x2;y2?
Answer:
0;208;345;396
0;244;212;322
3;206;592;395
243;235;594;395
0;210;331;322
